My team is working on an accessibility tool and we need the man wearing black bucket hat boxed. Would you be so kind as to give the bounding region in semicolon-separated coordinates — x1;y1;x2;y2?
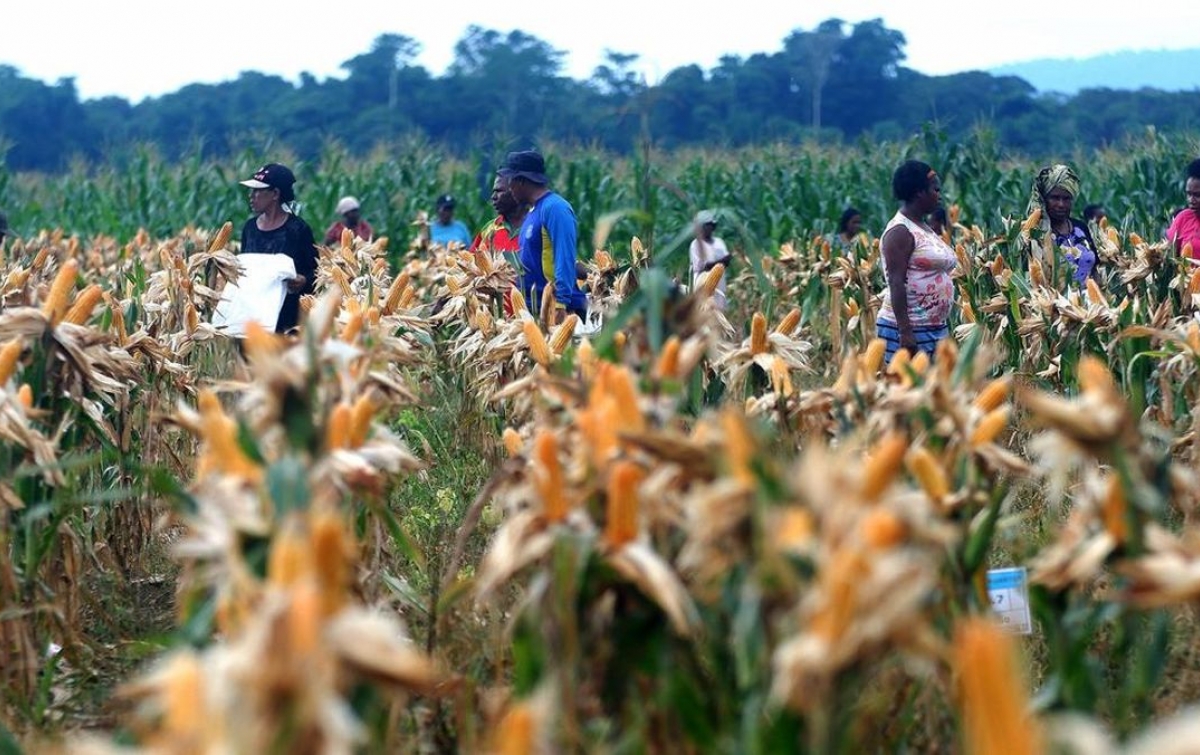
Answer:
499;150;588;320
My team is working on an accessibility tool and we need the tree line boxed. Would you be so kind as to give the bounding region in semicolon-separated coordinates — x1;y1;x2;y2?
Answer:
3;18;1200;173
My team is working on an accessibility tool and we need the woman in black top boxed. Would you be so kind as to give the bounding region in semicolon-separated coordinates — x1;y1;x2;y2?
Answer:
238;163;317;332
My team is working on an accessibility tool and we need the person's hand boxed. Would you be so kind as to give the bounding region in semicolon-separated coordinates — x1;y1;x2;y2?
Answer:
287;274;306;293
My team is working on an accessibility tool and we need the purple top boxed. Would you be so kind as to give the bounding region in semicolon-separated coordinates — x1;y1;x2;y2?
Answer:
1053;219;1098;286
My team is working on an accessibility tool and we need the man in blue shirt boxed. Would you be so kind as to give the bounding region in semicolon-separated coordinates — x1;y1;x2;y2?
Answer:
429;194;472;247
499;150;588;320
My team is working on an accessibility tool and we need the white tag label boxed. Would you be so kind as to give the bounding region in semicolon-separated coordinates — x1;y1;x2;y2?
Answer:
987;567;1033;635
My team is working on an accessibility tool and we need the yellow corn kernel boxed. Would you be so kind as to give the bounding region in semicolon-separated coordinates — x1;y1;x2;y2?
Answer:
1101;475;1127;544
473;248;493;275
310;510;353;617
1129;232;1144;247
961;301;977;323
655;336;681;380
0;338;23;385
990;254;1006;276
63;284;103;326
17;383;33;409
906;446;949;501
577;338;597;381
953;619;1041;755
774;308;802;336
348;394;375;448
1020;207;1041;233
534;430;568;522
267;521;310;591
1188;268;1200;294
700;264;725;296
327;403;351;450
208;221;233;252
910;349;931;374
509;288;527;315
604;460;644;549
1188;321;1200;354
1183;242;1195;260
340;309;363;343
749;312;768;355
605;365;645;433
1085;277;1105;307
243;320;279;357
859;508;907;549
523;320;553;366
971;406;1011;447
1078;355;1116;397
548;314;579;355
862;338;886;374
382;272;410;314
974;376;1012;412
862;432;908;502
162;653;205;738
495;703;535;755
42;259;79;324
1029;258;1045;287
287;581;323;656
341;226;355;249
332;267;353;297
502;427;523;457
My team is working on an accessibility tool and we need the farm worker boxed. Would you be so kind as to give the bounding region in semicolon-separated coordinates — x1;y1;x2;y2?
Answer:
1083;204;1107;225
876;160;956;366
323;196;374;246
472;174;528;255
500;150;588;321
832;206;865;253
429;193;472;248
689;210;731;310
1166;158;1200;259
238;163;317;333
472;174;530;317
1026;164;1100;289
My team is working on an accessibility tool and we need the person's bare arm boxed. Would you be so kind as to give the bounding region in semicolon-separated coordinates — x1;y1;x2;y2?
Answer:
881;226;918;353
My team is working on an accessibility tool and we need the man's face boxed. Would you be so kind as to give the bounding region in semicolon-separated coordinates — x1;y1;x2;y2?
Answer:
437;204;454;224
491;177;519;217
343;209;361;226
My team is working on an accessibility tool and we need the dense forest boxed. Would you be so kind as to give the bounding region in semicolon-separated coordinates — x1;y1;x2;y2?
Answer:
2;18;1200;173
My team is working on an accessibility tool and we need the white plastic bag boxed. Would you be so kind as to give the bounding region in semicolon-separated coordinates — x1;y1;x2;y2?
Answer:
212;254;297;336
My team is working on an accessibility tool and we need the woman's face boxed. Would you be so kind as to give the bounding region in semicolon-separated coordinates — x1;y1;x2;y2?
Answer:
249;186;279;214
919;178;942;215
1044;187;1074;223
845;215;862;236
1186;177;1200;215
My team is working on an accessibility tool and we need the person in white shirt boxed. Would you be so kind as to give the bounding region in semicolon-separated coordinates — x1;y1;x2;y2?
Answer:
689;210;731;310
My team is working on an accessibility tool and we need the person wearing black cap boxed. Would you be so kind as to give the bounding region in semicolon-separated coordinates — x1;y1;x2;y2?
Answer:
238;163;317;333
429;193;472;248
499;150;588;320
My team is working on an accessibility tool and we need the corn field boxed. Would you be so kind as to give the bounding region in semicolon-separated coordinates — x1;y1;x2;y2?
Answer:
3;132;1200;753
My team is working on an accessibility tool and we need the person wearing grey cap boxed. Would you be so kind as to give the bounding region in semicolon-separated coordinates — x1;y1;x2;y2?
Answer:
429;193;472;248
689;210;731;310
324;196;374;246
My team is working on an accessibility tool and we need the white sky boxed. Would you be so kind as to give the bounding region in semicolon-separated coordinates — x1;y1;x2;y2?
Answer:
5;1;1198;101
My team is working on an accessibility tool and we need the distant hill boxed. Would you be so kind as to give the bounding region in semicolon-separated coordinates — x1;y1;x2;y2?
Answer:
990;48;1200;94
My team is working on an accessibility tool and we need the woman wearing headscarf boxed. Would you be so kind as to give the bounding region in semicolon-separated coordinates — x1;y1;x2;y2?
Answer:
876;160;957;365
1026;164;1099;288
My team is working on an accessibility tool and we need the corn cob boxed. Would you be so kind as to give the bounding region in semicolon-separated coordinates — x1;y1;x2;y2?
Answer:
974;376;1011;412
862;432;908;502
906;446;950;501
749;312;768;355
548;314;579;355
774;308;801;336
42;259;79;324
523;320;553;366
604;460;644;549
0;339;23;384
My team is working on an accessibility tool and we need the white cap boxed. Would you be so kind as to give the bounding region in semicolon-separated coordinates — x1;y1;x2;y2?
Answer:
335;196;361;215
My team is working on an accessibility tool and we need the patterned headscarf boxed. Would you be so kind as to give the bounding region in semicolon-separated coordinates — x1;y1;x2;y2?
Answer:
1026;164;1081;229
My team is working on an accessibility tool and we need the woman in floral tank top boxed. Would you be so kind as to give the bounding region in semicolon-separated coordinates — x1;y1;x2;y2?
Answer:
877;160;957;365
